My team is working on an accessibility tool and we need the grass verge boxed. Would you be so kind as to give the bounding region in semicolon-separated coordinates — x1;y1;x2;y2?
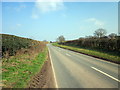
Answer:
52;43;120;64
2;47;47;88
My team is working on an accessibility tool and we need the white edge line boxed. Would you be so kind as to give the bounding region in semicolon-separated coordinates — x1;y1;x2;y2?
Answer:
74;51;118;66
91;66;120;82
48;47;58;88
56;45;118;66
55;45;118;66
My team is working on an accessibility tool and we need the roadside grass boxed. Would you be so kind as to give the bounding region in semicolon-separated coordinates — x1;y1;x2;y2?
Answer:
2;47;47;88
52;43;120;63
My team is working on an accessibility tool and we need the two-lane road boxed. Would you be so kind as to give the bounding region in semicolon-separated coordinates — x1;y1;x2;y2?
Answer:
47;44;119;88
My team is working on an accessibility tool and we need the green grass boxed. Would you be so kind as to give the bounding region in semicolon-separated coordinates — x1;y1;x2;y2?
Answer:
2;47;47;88
52;43;120;63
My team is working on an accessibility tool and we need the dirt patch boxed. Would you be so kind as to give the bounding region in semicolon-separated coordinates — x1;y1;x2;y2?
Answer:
27;52;56;88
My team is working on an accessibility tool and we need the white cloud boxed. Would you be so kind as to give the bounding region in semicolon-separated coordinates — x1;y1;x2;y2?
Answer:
86;18;105;27
10;24;22;30
31;14;39;19
16;24;21;27
31;0;64;19
35;0;64;13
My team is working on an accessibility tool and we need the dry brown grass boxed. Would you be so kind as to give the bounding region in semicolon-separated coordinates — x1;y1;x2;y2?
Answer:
2;41;48;88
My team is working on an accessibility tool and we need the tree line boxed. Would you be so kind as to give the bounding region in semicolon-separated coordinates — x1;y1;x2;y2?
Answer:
56;28;120;52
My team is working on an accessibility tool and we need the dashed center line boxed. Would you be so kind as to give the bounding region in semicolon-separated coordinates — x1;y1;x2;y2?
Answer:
66;53;71;56
91;66;120;82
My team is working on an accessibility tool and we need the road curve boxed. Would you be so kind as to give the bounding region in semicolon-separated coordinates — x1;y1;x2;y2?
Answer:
47;44;119;88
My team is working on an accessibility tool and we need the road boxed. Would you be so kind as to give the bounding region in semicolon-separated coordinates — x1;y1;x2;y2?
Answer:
47;44;119;88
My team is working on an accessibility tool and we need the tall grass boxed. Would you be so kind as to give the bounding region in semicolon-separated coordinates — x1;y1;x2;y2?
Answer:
2;34;48;88
2;47;47;88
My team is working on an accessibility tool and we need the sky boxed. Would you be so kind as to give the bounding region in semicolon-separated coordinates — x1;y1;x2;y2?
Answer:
1;1;118;41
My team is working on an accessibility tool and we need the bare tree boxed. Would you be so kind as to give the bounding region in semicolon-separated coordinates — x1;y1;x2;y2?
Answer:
56;35;65;43
108;33;117;39
94;28;107;38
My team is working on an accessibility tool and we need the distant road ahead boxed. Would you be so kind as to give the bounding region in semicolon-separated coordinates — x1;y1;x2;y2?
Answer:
47;44;119;88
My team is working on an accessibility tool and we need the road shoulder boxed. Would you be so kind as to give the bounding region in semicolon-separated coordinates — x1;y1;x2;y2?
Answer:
27;51;56;88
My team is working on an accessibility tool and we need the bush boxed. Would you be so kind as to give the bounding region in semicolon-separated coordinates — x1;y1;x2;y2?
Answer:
1;34;44;58
59;36;120;52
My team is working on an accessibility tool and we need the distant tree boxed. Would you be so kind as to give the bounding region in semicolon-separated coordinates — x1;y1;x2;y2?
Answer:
94;28;107;38
50;41;52;43
108;33;117;39
43;40;47;42
85;35;93;39
56;35;65;43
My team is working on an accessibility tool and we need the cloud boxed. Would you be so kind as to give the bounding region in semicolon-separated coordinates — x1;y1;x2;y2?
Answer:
35;0;64;13
31;0;64;19
16;24;22;27
86;18;104;27
10;24;22;30
31;14;39;19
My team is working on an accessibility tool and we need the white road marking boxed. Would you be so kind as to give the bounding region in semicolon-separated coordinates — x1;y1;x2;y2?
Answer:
48;48;58;88
66;53;71;56
54;45;118;66
91;66;120;82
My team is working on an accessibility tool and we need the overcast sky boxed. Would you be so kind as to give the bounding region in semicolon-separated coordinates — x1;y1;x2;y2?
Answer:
2;1;118;41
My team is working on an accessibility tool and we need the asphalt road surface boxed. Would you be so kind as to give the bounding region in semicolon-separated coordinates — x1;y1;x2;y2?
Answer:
47;44;119;88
